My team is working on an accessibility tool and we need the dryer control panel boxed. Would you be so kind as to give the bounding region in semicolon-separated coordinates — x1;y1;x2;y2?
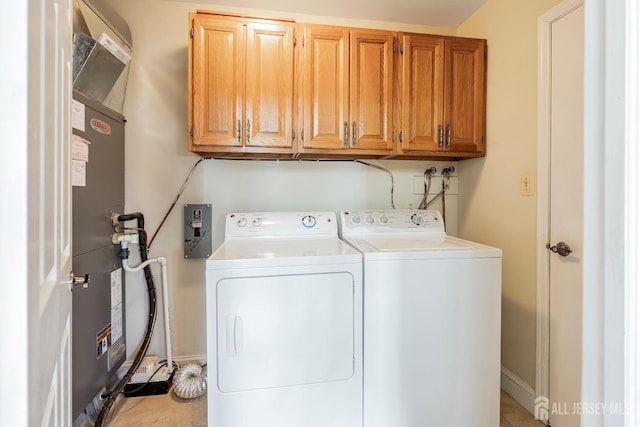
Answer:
226;212;338;237
341;210;445;234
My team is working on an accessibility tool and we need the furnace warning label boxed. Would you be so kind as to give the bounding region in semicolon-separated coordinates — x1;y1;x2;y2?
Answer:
96;324;112;359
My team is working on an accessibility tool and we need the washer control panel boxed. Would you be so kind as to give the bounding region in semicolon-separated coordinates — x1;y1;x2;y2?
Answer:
226;212;337;237
341;209;445;234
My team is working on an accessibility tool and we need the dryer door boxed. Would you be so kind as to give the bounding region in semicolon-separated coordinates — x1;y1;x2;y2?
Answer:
216;271;355;392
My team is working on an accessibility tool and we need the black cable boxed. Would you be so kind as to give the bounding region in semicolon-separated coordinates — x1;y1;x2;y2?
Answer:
354;160;396;209
147;157;400;251
148;157;209;251
95;212;158;427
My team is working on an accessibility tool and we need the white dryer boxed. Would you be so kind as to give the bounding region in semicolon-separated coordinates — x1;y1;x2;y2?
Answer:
340;209;502;427
206;212;363;427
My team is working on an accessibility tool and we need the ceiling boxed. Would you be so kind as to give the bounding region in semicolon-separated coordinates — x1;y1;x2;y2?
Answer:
174;0;487;28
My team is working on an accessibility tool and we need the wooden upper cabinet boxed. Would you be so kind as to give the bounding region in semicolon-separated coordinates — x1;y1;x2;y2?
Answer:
301;25;349;150
350;30;394;151
190;15;244;148
299;25;394;156
188;12;487;160
443;38;485;154
245;21;294;148
400;34;444;152
398;33;486;158
189;13;295;155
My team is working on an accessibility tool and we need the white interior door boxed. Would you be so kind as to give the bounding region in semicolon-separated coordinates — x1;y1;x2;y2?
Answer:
548;4;584;427
0;0;74;425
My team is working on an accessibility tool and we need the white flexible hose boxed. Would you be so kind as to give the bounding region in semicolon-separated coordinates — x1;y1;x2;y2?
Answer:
173;363;207;399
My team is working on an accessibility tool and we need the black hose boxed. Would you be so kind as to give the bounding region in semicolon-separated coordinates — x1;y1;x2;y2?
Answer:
95;212;158;426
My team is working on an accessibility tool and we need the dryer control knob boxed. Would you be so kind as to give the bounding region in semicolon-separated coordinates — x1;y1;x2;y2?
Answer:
302;215;317;228
365;215;376;224
351;215;362;225
411;213;425;226
379;215;389;224
252;218;262;227
237;218;247;227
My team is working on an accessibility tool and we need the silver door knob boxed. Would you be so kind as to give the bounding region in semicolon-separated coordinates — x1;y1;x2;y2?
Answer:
67;272;91;291
547;242;573;257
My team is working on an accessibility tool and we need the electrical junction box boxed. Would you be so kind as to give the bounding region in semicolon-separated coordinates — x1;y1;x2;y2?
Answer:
184;204;212;258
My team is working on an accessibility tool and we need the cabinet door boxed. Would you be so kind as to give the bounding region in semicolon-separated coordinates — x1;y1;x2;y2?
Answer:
301;25;350;150
190;15;244;148
443;38;486;153
399;34;444;152
246;21;295;149
350;30;394;151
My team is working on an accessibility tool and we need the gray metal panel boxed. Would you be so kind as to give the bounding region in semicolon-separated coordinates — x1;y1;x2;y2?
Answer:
72;246;125;418
72;90;126;419
184;204;212;258
72;91;124;257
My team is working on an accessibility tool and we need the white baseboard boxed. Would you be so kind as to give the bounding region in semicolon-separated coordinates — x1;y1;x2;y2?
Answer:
501;365;536;415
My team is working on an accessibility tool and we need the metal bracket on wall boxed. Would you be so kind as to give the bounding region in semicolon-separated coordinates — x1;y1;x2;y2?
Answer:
184;204;212;259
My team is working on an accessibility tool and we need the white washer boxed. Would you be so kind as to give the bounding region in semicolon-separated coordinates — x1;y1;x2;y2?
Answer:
206;212;363;427
340;209;502;427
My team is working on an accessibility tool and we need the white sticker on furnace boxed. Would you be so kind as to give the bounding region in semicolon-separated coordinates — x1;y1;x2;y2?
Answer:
71;135;90;162
111;268;122;308
72;100;85;132
110;268;123;343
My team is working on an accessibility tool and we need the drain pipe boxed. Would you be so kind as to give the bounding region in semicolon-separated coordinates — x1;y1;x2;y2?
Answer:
115;233;173;371
96;212;156;427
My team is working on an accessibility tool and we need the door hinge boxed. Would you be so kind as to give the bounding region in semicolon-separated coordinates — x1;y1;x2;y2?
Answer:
399;131;403;142
293;37;297;47
190;126;194;138
400;43;404;54
190;27;194;38
301;129;304;141
393;41;397;53
302;36;305;47
292;130;296;141
392;131;395;142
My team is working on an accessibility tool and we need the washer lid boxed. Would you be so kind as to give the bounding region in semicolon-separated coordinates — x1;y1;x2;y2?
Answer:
206;236;362;269
344;234;501;260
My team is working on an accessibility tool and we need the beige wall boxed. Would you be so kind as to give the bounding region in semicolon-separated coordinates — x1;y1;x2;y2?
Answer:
456;0;563;388
108;0;562;388
109;0;460;361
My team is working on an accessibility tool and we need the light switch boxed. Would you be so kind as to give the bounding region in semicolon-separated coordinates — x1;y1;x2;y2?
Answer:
520;173;536;196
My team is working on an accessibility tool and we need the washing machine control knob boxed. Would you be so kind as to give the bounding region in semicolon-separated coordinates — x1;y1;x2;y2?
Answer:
237;218;247;227
252;218;262;227
411;213;425;226
302;215;317;228
365;215;376;225
351;215;363;225
379;215;389;224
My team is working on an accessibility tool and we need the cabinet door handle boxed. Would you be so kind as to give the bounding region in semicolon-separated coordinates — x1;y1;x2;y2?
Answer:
246;119;251;143
446;125;451;149
236;120;241;143
437;125;443;149
352;121;357;146
344;121;349;147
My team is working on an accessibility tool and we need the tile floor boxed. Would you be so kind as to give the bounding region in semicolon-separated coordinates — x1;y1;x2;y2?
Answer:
105;389;545;426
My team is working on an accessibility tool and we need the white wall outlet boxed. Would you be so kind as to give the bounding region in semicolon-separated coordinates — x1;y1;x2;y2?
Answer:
520;172;536;196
